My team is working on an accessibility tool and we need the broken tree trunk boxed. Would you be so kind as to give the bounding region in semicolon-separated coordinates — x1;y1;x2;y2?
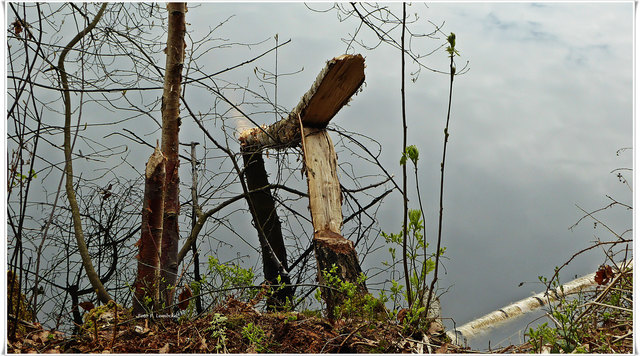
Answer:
159;2;186;311
188;142;203;315
241;145;294;309
133;146;166;316
301;127;367;317
238;54;367;318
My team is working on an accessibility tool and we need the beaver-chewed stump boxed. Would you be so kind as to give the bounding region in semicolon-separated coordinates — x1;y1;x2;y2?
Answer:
313;230;367;318
301;126;368;318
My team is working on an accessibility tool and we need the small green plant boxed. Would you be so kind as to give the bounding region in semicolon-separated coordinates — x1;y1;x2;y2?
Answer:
204;256;257;304
300;309;322;319
241;322;268;352
265;274;298;311
316;264;386;321
446;32;460;57
205;313;228;353
13;169;37;186
527;322;557;353
381;203;443;332
526;274;586;353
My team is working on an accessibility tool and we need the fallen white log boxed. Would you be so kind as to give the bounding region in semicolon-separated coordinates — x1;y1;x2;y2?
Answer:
446;260;633;346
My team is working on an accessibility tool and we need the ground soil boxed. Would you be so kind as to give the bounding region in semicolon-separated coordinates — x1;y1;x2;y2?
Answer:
7;296;474;354
6;288;632;354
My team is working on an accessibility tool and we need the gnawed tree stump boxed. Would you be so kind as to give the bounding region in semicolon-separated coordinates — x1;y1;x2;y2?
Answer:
238;54;367;317
133;146;166;316
301;127;367;317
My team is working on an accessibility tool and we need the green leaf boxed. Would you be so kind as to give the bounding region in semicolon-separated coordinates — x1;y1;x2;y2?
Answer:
406;145;419;165
408;209;422;226
401;145;419;166
447;32;456;48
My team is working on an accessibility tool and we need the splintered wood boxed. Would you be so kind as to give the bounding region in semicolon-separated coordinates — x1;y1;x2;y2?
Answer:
238;54;365;148
301;127;343;235
295;54;365;127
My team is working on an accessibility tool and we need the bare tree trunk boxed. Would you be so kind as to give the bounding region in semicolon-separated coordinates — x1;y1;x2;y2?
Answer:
159;2;186;311
188;142;203;314
241;145;293;309
59;2;110;305
133;146;166;316
301;127;367;318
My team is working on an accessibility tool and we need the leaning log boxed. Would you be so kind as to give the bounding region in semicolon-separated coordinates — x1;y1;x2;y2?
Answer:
238;54;365;148
241;144;294;309
133;146;166;316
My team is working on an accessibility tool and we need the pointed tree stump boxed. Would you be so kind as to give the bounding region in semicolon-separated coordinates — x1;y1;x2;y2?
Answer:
133;146;166;316
239;54;367;317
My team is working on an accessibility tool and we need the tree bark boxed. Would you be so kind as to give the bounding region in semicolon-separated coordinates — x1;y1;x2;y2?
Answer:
159;2;186;311
188;142;203;314
133;146;166;316
59;2;110;305
241;145;293;309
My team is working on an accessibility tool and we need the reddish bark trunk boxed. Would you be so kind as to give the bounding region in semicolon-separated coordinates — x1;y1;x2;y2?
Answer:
159;2;186;311
133;147;166;316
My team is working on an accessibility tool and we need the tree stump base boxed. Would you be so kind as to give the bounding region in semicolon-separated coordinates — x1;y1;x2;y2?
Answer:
314;229;367;319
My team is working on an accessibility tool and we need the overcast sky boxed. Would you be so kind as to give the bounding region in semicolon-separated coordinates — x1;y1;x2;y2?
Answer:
188;2;633;346
5;1;634;348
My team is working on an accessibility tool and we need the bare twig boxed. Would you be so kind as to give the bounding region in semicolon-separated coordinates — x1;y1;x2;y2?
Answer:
60;2;111;304
400;2;412;310
425;33;457;316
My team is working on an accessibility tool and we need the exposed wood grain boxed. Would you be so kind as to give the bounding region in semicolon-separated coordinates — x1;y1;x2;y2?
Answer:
302;127;343;235
297;54;365;127
301;127;368;318
237;54;368;317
